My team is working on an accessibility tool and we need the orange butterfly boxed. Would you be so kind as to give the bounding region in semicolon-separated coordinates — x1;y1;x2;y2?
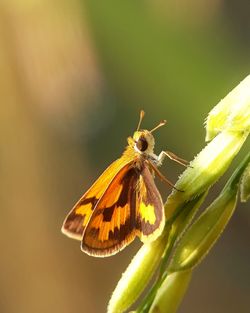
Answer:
61;111;188;257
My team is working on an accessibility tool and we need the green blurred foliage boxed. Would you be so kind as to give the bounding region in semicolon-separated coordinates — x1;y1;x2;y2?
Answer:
0;1;249;313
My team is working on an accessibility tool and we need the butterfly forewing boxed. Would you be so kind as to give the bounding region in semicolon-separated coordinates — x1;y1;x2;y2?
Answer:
61;156;133;240
81;164;139;256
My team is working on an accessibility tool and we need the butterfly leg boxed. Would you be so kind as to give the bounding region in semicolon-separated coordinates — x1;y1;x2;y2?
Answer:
147;160;183;192
158;150;190;167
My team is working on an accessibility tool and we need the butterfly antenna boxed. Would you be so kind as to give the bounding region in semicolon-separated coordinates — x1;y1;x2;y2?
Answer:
150;120;167;133
136;110;145;131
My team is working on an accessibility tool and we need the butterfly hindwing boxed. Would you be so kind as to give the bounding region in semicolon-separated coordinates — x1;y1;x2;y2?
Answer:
61;157;133;240
81;163;139;256
136;163;165;242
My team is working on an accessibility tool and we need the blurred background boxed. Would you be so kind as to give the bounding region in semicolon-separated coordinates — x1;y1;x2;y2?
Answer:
0;1;249;312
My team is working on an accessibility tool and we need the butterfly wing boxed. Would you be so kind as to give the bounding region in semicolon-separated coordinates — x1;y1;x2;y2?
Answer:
81;164;139;256
61;156;133;240
136;163;165;243
81;162;165;257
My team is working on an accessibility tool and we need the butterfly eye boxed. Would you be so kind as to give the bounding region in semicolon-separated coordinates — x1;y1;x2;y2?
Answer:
136;137;148;152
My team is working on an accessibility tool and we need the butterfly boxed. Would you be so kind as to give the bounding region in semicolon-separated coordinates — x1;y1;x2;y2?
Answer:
61;110;188;257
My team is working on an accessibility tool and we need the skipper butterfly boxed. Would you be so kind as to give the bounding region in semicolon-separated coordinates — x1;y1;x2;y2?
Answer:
61;111;188;257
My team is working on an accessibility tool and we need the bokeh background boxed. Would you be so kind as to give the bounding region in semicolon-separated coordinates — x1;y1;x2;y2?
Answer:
1;1;249;313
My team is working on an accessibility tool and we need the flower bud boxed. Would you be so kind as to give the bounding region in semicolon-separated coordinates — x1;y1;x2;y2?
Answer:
165;130;248;221
107;229;169;313
168;153;250;272
240;162;250;202
149;270;192;313
206;75;250;141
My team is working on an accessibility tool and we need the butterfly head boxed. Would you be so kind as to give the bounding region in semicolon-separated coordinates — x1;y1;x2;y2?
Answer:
127;110;167;155
132;130;155;154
